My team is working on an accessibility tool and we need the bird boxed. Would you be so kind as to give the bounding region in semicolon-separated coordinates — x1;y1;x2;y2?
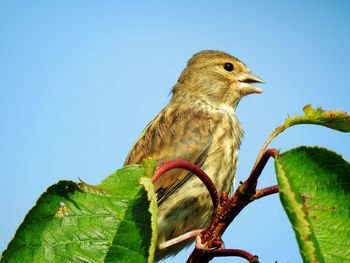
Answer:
124;50;263;260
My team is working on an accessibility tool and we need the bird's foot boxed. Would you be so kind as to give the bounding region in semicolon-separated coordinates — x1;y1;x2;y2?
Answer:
195;235;225;250
158;229;203;250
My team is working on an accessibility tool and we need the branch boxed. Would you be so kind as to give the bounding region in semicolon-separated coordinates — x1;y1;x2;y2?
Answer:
241;148;278;194
187;149;277;262
187;248;259;263
153;160;219;208
210;249;259;262
253;185;279;200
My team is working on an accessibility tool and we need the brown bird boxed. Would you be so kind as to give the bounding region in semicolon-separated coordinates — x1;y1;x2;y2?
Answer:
124;50;263;260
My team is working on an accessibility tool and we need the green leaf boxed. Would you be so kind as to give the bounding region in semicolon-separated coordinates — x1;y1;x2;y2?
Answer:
253;105;350;169
1;161;158;263
275;146;350;263
284;104;350;132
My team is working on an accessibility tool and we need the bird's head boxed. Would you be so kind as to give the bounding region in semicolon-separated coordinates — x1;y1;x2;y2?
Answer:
172;50;263;109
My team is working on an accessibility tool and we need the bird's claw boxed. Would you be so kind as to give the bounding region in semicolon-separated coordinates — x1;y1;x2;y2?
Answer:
195;235;224;250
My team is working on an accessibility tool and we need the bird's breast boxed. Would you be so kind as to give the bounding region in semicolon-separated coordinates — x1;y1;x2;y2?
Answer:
203;109;242;194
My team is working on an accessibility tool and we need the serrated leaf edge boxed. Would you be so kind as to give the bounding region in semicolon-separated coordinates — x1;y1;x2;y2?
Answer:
284;104;350;132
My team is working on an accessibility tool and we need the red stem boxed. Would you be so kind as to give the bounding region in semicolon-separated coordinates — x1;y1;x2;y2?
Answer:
153;160;219;208
209;249;259;262
254;185;279;200
187;149;278;262
187;248;259;263
243;148;278;193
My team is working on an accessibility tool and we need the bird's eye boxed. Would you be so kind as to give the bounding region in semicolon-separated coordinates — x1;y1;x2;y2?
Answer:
223;62;234;72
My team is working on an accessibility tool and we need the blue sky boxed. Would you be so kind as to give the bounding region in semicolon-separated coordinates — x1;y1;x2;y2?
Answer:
1;1;349;262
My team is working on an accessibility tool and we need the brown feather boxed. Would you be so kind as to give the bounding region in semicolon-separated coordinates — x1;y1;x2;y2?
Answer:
124;103;213;199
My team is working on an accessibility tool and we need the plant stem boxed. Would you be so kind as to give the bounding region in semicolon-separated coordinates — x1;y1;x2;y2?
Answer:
187;248;259;263
253;185;279;200
153;160;219;208
187;149;277;262
241;148;278;194
253;125;285;169
209;248;259;262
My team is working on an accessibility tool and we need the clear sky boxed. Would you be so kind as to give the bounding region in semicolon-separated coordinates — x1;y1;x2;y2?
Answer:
1;1;350;262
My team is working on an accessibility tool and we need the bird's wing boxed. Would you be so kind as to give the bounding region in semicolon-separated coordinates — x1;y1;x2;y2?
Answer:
124;107;213;204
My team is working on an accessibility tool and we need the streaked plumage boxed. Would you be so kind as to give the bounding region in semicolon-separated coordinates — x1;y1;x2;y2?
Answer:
124;50;263;260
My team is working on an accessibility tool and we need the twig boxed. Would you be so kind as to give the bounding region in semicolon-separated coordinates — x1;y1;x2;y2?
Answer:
187;248;259;263
253;185;279;200
253;125;285;170
153;160;219;208
209;249;259;262
187;149;277;262
241;148;278;194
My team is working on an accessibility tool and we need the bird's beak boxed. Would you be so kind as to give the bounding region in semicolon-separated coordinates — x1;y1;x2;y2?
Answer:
238;72;264;95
